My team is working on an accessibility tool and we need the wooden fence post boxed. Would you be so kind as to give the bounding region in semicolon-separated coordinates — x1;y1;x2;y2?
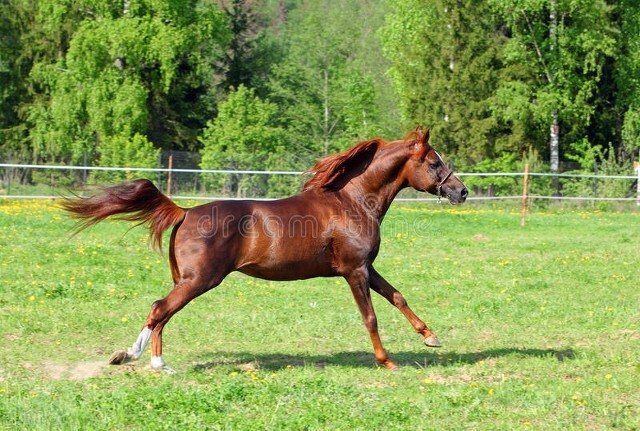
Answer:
635;161;640;206
167;154;173;197
521;163;529;227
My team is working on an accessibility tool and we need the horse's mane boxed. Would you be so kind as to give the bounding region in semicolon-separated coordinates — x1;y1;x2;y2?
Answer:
303;138;386;191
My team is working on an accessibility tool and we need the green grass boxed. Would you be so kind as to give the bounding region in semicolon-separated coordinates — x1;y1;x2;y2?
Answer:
1;200;639;430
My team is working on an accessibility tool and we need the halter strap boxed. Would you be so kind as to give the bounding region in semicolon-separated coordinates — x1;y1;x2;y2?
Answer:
436;168;453;203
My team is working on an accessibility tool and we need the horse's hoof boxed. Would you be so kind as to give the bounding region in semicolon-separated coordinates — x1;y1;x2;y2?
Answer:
424;335;442;348
161;365;176;374
109;350;132;365
380;359;399;371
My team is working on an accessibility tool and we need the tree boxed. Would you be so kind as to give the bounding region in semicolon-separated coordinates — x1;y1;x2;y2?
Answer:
381;0;509;163
268;0;393;166
200;85;286;197
26;0;230;164
92;133;159;182
617;0;640;158
490;0;616;172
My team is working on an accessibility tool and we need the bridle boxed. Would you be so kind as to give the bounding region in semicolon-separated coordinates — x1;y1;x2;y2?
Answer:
436;168;453;203
428;149;454;203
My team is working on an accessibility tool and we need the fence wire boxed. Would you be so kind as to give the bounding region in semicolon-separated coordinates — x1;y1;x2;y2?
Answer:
1;163;638;205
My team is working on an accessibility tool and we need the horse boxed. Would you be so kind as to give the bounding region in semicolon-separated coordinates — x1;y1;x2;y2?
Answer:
61;127;468;372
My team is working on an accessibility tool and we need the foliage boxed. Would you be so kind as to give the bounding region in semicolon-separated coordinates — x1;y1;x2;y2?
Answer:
462;153;522;197
381;0;509;161
382;0;622;168
9;0;230;164
562;142;634;202
92;134;160;183
0;0;638;192
269;0;393;163
622;107;640;151
199;85;286;197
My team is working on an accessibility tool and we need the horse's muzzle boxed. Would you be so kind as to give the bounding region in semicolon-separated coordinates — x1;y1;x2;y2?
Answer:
443;185;468;205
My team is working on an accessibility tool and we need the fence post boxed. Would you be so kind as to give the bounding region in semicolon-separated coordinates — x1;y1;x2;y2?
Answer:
593;162;598;208
6;151;12;196
157;152;162;189
635;161;640;206
521;163;529;227
167;154;173;197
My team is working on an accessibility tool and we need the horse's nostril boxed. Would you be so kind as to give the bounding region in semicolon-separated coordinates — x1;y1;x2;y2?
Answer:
461;188;468;199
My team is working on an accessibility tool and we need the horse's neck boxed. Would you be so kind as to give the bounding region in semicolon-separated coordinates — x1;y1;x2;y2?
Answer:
342;144;409;220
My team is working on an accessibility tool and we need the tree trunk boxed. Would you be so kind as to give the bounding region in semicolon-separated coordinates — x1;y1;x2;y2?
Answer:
550;110;560;173
323;68;330;156
549;0;559;173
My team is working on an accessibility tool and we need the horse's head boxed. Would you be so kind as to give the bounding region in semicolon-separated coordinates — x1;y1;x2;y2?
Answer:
404;128;468;204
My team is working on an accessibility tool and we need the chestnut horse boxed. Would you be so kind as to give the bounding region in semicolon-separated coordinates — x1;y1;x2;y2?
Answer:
62;128;467;372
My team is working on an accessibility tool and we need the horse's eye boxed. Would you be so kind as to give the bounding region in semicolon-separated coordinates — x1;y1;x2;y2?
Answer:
430;161;440;169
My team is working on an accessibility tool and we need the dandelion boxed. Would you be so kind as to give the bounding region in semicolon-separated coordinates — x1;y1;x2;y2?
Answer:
488;388;494;396
605;374;613;379
86;281;92;286
424;378;432;384
121;317;128;322
29;295;35;301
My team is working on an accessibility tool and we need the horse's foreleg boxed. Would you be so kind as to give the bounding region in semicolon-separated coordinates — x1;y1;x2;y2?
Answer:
369;266;442;348
345;267;398;370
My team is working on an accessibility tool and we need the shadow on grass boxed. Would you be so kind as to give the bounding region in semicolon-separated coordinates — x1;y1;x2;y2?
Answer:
192;347;576;371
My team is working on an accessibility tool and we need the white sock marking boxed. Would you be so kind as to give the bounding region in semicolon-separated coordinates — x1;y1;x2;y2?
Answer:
151;356;165;369
127;327;152;360
151;355;176;374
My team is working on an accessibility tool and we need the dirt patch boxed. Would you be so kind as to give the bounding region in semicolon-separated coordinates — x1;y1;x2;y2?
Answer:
471;234;490;241
43;361;107;380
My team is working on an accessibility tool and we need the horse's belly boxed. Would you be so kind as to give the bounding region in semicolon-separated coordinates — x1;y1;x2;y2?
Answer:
238;259;337;281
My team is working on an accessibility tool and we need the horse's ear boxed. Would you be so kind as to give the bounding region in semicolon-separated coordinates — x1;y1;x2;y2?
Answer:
410;127;430;159
421;128;430;147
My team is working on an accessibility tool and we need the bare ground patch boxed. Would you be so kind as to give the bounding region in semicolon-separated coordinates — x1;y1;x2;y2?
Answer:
42;361;108;380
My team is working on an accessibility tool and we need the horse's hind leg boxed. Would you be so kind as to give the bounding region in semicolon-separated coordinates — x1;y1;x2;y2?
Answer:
109;326;153;365
110;271;226;373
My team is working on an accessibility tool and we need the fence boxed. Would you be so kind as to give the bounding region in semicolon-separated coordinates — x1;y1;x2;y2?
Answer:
0;162;639;207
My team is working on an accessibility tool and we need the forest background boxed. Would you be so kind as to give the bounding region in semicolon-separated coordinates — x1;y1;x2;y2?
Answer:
1;0;639;197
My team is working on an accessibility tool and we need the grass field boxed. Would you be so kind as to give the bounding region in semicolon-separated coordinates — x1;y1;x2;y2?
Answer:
0;199;638;430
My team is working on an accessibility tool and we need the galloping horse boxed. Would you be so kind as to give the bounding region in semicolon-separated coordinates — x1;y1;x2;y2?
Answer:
62;127;468;372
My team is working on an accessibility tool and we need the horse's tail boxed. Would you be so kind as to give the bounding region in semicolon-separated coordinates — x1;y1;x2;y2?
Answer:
61;179;186;252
